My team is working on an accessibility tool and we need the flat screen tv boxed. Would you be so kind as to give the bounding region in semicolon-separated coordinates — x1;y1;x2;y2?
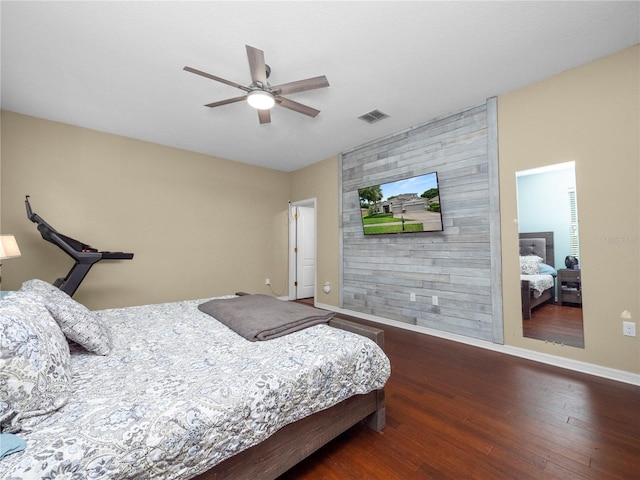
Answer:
357;172;443;235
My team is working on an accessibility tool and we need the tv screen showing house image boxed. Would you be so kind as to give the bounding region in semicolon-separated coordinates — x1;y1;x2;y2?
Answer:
358;172;443;235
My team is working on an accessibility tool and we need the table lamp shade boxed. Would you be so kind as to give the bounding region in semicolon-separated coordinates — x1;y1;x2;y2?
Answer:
0;235;21;260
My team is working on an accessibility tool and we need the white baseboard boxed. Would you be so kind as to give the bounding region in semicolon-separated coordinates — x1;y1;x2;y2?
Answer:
315;301;640;387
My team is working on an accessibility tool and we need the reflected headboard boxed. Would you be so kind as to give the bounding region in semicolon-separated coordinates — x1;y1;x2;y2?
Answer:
519;231;554;267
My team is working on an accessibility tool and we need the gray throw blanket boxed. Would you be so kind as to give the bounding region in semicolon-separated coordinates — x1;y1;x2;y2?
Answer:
198;294;334;341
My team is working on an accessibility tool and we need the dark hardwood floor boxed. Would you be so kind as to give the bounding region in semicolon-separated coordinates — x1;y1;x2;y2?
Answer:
524;303;584;348
280;305;640;479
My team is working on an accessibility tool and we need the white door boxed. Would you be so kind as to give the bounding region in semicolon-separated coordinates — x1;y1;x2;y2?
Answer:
294;205;315;299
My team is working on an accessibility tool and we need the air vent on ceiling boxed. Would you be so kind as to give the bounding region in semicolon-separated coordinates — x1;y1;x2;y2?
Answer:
358;109;389;124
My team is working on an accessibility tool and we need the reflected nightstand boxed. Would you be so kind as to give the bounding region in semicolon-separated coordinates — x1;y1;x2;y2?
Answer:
558;269;582;306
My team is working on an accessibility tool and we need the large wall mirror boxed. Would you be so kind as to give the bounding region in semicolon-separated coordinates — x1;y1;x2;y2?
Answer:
516;161;584;348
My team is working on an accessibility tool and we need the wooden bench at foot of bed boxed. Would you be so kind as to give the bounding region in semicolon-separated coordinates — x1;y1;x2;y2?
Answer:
193;316;386;480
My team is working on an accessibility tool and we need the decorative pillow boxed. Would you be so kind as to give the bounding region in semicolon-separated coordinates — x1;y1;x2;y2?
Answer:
538;263;557;276
0;291;72;433
520;255;543;275
20;279;112;355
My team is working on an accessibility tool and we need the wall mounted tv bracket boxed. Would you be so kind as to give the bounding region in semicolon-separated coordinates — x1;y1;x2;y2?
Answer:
25;195;134;297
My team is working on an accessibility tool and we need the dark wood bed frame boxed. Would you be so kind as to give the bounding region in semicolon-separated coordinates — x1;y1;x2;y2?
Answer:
193;311;386;480
520;231;555;319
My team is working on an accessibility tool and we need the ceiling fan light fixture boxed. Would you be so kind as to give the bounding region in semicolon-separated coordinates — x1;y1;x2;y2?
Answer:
184;45;329;124
247;90;275;110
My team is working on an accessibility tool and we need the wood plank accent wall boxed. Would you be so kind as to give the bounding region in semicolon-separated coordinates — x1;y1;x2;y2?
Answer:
340;99;503;343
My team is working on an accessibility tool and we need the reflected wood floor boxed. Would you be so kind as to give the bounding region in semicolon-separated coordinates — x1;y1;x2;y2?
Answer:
524;303;584;348
280;306;640;479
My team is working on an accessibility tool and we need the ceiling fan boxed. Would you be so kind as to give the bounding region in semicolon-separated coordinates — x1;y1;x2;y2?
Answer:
184;45;330;125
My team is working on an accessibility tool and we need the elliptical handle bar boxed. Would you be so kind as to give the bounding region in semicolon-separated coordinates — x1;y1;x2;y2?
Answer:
25;195;56;232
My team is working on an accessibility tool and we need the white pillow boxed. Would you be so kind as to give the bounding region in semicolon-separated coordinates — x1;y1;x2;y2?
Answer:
0;291;72;433
20;279;112;355
520;255;543;275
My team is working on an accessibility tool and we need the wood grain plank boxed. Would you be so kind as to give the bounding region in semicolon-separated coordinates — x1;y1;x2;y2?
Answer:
341;103;497;341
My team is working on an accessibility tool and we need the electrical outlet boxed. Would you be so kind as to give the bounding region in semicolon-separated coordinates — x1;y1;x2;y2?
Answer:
265;278;271;286
409;292;416;302
432;296;438;306
623;321;636;337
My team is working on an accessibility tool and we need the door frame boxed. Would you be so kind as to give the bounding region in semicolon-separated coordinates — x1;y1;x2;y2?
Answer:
288;198;317;301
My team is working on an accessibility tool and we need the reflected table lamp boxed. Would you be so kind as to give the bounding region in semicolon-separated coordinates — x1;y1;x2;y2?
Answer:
0;234;22;286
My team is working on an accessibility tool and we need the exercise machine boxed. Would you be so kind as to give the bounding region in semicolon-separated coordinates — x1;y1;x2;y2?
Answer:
25;195;134;297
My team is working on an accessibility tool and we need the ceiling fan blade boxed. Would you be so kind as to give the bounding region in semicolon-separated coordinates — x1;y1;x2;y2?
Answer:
276;96;320;117
204;96;246;108
271;76;330;95
184;66;250;92
258;109;271;124
246;45;268;86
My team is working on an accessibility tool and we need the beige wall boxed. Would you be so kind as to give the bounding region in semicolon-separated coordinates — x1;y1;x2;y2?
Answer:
498;46;639;373
289;156;340;307
0;111;290;309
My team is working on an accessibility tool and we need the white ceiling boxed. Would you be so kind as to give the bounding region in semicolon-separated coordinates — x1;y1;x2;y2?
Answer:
1;1;638;172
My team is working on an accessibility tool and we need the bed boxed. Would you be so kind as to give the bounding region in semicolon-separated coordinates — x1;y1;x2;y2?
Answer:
519;232;557;320
0;280;390;479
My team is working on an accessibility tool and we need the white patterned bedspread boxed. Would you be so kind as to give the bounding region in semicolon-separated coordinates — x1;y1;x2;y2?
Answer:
0;298;390;479
521;274;555;298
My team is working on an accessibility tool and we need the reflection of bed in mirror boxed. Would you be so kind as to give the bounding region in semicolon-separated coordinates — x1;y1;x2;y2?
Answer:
519;232;556;319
